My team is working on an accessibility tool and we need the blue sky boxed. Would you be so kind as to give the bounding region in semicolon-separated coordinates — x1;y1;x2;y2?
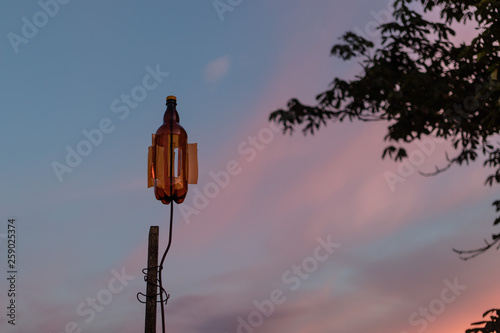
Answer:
1;1;499;333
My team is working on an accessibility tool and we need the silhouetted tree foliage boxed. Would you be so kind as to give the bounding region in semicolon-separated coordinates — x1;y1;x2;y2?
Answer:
467;309;500;333
269;0;500;258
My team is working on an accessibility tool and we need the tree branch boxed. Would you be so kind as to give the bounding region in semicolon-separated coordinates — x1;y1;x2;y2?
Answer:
453;235;500;261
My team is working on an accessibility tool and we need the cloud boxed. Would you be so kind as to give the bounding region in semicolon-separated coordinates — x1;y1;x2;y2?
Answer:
204;55;230;83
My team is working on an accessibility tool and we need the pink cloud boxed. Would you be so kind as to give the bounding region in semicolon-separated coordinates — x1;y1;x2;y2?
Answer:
204;55;230;83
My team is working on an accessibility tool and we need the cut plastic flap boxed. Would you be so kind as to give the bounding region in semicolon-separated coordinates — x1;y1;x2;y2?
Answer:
147;145;169;189
147;134;156;188
147;146;154;188
187;143;198;184
156;145;166;189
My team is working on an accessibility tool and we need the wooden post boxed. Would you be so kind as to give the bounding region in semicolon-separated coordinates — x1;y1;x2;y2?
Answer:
145;226;159;333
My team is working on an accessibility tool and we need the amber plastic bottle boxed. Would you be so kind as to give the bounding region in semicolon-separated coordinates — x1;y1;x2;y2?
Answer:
154;96;188;204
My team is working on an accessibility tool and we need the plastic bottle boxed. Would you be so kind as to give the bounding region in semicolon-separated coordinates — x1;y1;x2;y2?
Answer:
153;96;188;204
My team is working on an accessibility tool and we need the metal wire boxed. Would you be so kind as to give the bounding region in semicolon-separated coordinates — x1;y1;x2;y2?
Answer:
156;103;176;333
158;201;174;333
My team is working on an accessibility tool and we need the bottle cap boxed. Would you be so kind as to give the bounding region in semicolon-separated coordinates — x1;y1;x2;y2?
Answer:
166;95;177;102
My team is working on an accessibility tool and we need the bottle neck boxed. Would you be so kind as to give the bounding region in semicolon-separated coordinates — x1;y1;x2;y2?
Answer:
163;101;179;123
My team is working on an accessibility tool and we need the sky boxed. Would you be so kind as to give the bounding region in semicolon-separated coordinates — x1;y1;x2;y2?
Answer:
0;1;499;333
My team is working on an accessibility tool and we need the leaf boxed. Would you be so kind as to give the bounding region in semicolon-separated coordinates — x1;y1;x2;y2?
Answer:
494;217;500;226
482;308;500;318
477;51;487;61
382;146;397;159
395;148;408;162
